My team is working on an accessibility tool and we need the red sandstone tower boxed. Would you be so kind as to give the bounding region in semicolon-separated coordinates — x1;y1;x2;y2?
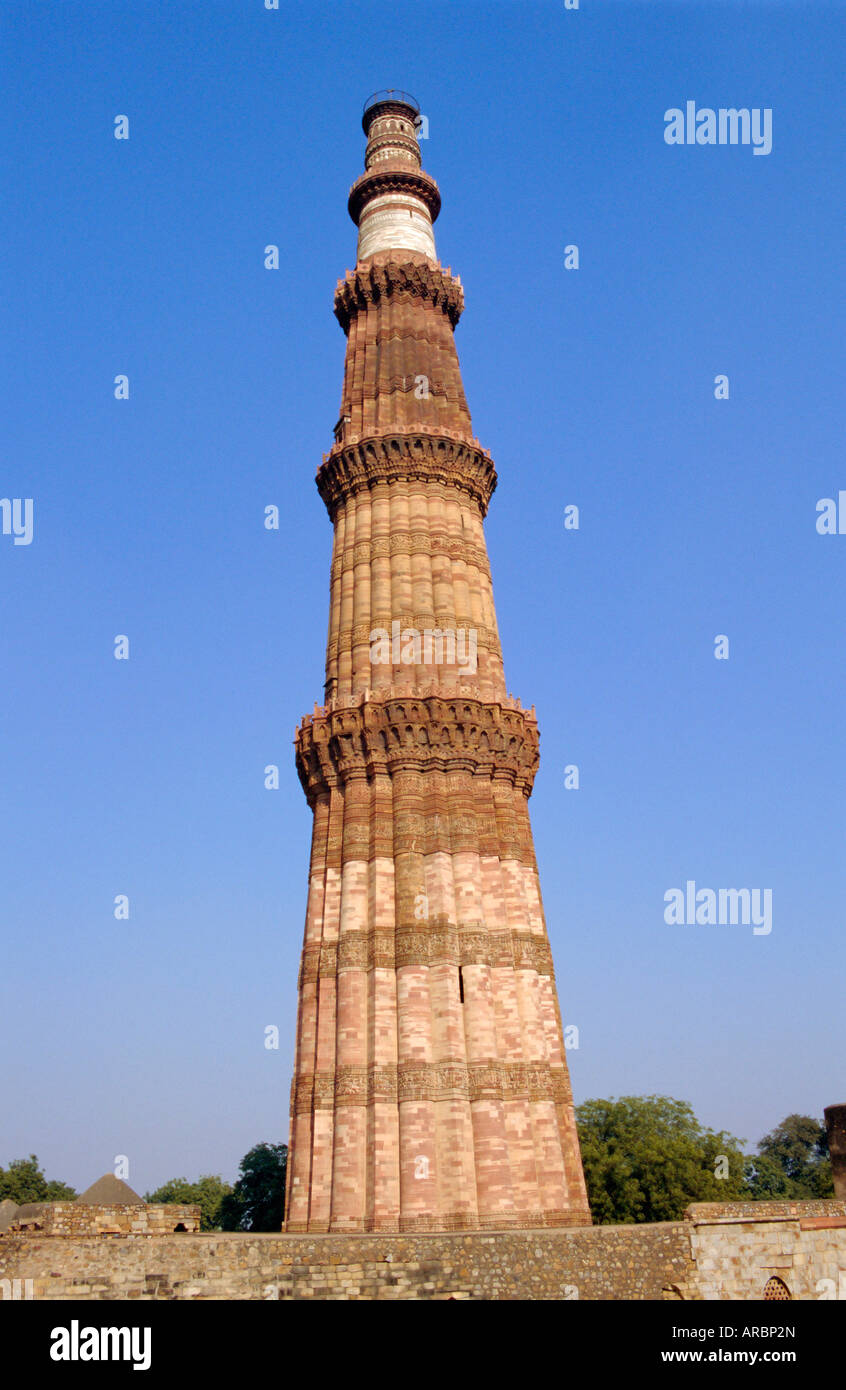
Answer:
284;92;591;1233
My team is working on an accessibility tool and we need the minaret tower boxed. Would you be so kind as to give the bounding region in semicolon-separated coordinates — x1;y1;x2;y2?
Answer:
284;92;591;1233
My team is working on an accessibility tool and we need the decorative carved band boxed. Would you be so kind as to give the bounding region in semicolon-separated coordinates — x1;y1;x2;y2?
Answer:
288;1208;589;1233
297;927;554;986
317;432;497;520
348;169;441;227
331;531;491;581
291;1060;572;1113
326;620;501;667
334;259;463;332
394;1209;587;1232
295;693;539;802
356;373;453;402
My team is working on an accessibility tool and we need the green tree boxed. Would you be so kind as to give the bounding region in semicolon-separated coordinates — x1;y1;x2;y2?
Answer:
143;1175;233;1232
576;1096;747;1224
0;1155;76;1204
744;1114;833;1199
220;1143;287;1232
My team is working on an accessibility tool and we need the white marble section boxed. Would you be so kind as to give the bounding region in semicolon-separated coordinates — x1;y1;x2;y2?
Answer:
357;193;436;261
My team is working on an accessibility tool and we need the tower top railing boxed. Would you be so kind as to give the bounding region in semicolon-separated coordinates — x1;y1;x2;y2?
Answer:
363;89;420;117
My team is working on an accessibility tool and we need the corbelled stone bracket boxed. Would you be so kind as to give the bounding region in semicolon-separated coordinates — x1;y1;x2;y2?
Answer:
317;430;497;520
295;692;540;803
334;258;464;333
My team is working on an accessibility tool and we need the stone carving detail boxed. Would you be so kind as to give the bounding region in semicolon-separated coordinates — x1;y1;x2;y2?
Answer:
348;168;442;225
357;373;453;402
334;1066;369;1102
332;532;491;581
292;1210;581;1233
319;943;338;977
317;432;497;520
291;1059;570;1114
296;692;540;802
337;932;368;970
334;258;458;334
304;928;553;980
330;621;501;664
292;1074;314;1111
312;1073;335;1109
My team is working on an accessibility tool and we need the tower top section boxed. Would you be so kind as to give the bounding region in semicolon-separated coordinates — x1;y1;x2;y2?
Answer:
362;90;420;132
349;90;440;263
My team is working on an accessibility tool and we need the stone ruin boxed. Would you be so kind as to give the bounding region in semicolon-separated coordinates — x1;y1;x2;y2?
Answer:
0;1174;200;1237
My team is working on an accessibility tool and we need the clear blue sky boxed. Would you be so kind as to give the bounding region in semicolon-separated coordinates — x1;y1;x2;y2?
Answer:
2;0;844;1195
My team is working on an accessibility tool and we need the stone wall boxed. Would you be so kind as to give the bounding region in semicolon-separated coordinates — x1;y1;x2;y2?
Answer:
1;1203;844;1300
7;1203;200;1237
0;1225;687;1301
684;1200;846;1301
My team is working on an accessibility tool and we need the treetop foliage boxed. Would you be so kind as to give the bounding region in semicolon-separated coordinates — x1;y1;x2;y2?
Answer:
0;1155;77;1205
576;1096;833;1223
